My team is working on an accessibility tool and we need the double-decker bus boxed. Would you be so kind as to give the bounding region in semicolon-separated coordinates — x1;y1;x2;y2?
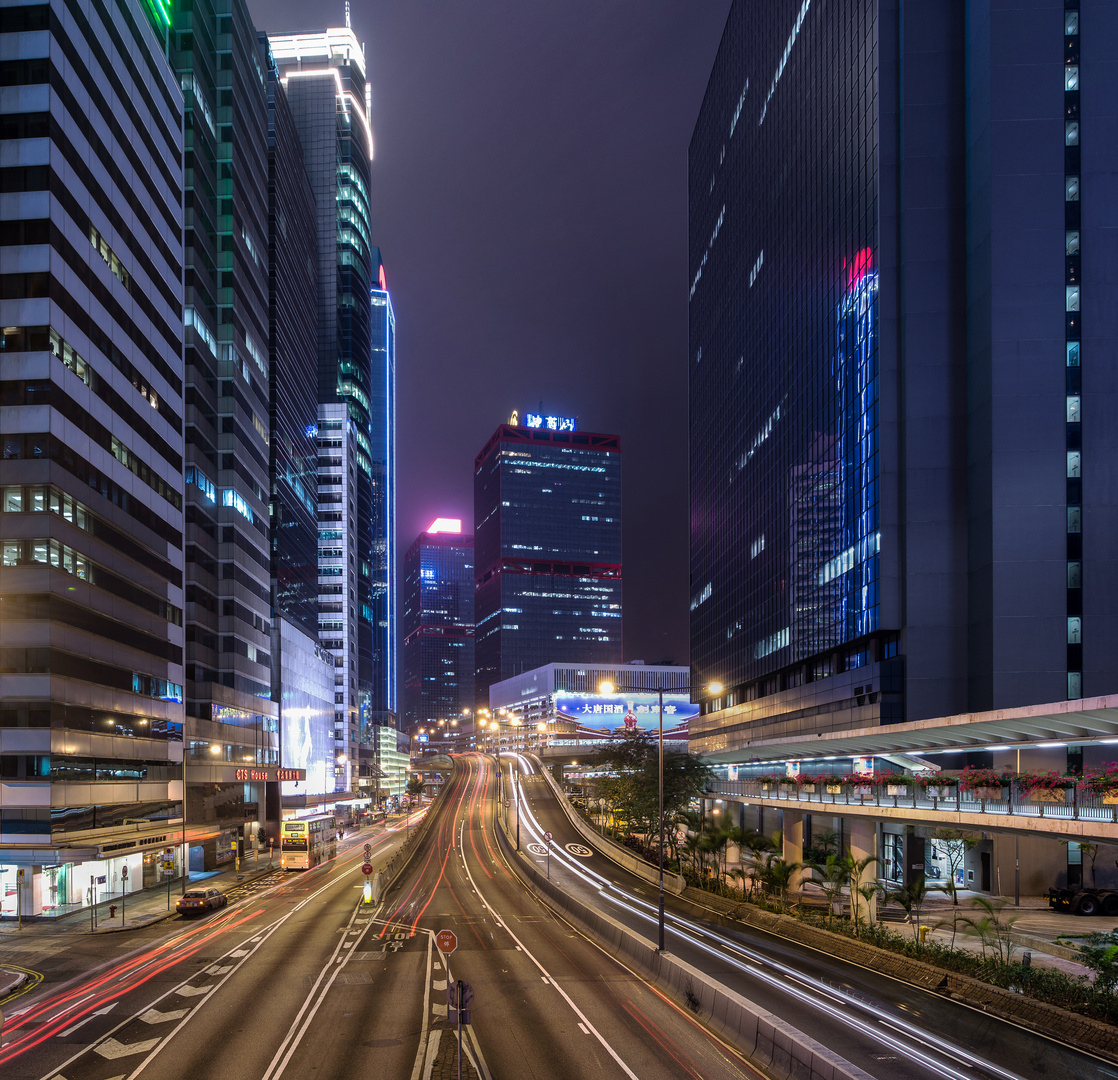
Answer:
280;814;337;870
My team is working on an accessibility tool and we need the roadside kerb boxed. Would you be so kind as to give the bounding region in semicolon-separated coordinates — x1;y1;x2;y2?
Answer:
495;794;872;1080
533;757;686;895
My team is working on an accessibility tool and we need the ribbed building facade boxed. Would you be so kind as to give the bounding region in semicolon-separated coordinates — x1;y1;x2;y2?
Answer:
0;0;186;914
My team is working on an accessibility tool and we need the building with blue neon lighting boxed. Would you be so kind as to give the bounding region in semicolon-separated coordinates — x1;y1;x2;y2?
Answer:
689;0;1118;759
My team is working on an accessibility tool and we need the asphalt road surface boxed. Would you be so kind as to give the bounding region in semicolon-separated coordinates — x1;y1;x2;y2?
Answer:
1;758;764;1080
502;750;1116;1080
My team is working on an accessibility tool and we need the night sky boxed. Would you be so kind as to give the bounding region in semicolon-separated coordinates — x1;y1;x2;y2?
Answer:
247;0;733;666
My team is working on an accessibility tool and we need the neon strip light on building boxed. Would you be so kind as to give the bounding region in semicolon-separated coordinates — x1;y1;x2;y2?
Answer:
281;68;374;160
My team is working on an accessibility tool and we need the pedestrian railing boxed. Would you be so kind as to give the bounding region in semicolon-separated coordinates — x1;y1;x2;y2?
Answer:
705;779;1118;823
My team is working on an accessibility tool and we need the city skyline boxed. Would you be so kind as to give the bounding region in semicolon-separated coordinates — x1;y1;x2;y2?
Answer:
246;0;734;666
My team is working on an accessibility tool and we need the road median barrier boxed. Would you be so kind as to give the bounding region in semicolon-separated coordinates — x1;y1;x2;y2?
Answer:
532;756;686;895
495;792;874;1080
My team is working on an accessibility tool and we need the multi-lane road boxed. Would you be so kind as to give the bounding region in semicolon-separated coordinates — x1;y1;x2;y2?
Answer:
2;756;761;1080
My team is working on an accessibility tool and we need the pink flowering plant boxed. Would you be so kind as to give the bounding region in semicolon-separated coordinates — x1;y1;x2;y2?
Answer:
1019;770;1075;791
957;767;1012;792
915;774;958;789
1082;763;1118;797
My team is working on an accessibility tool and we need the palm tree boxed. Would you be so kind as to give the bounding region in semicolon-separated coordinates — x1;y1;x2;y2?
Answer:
887;877;929;943
810;854;852;924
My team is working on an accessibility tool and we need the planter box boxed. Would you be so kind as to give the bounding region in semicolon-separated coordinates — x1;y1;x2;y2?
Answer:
886;785;912;797
799;784;816;793
967;786;1006;800
925;787;956;799
1102;794;1118;806
1026;787;1068;804
853;785;873;798
825;785;842;795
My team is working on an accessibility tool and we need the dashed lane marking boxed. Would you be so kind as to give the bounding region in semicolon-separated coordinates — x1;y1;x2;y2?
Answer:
93;1037;160;1060
139;1008;189;1025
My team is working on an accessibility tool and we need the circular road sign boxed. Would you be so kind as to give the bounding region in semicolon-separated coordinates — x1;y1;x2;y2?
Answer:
361;862;373;875
504;800;511;808
436;929;458;955
363;843;372;855
544;831;553;843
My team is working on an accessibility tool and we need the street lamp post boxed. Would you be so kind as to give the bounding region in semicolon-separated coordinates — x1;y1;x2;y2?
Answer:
599;677;721;952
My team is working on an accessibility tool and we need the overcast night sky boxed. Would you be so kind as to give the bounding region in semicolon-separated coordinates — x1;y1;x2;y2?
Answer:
247;0;733;666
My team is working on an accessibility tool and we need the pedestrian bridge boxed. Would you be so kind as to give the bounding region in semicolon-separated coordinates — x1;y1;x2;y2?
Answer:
706;779;1118;844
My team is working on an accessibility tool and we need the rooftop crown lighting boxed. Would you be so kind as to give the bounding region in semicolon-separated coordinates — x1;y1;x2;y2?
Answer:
426;517;462;534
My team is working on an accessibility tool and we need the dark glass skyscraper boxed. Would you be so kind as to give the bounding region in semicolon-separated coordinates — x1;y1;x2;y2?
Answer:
369;249;396;727
473;423;623;709
689;0;1118;758
269;27;380;793
264;39;319;639
402;523;474;729
175;0;278;854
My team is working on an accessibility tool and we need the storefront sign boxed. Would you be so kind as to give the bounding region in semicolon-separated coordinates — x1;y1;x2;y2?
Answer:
234;767;306;782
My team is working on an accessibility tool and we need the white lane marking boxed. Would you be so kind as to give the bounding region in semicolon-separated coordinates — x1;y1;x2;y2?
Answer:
138;1009;188;1025
515;763;1012;1080
230;949;250;957
174;985;211;998
420;1030;442;1080
461;783;640;1080
57;1003;117;1037
204;965;233;976
261;899;386;1080
407;926;436;1080
578;1023;589;1035
93;1037;160;1060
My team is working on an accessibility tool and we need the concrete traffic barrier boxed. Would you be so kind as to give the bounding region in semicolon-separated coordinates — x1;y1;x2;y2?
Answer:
494;797;873;1080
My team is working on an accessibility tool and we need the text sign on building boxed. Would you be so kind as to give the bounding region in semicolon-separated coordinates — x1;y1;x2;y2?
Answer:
524;412;576;432
554;693;699;731
234;767;306;782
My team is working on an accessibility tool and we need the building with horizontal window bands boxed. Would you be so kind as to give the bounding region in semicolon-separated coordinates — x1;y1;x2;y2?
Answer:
402;520;474;735
268;25;380;797
0;0;186;915
473;421;623;711
689;0;1118;760
174;0;279;868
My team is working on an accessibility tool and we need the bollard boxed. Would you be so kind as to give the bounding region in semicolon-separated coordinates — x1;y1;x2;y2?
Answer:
1022;950;1032;969
919;925;928;944
109;904;117;919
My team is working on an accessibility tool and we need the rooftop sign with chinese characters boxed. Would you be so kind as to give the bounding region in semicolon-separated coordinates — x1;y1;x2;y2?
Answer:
524;412;576;432
234;767;306;782
554;693;698;731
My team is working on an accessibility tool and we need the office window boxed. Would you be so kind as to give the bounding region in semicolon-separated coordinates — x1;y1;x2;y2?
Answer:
1067;451;1081;478
1067;342;1080;366
1066;287;1080;312
1068;562;1082;588
1068;672;1082;700
1068;507;1082;533
1066;122;1079;146
1067;396;1081;422
1065;66;1079;91
1066;231;1079;255
1068;617;1082;645
1066;176;1080;201
1065;11;1078;34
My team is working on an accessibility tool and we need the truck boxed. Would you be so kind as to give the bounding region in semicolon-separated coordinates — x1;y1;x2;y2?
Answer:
1045;886;1118;916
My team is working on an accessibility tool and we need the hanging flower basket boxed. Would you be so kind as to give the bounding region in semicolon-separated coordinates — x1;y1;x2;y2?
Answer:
970;786;1005;801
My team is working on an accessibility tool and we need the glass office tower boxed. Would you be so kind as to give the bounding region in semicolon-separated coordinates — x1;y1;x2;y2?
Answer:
269;27;379;793
174;0;278;862
473;423;623;710
402;523;474;730
0;0;186;911
689;0;1118;757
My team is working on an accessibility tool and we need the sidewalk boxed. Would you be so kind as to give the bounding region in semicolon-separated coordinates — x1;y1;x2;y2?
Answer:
0;855;281;940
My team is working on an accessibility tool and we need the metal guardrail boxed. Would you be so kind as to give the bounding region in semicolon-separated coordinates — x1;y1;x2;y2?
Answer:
706;780;1118;823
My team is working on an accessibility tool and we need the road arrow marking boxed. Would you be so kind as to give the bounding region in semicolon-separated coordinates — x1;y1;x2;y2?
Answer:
204;964;233;975
175;984;212;998
94;1038;160;1060
58;1003;118;1037
230;948;250;956
139;1008;189;1025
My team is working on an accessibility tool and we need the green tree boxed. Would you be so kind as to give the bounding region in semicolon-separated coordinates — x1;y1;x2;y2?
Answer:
810;853;852;924
1079;930;1118;995
406;774;424;799
932;828;979;906
960;895;1021;967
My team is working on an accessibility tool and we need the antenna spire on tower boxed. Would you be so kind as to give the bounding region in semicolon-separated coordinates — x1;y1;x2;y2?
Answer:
345;1;351;29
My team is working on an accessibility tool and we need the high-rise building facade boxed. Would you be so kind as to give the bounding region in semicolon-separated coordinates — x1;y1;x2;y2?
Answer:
473;420;623;709
689;0;1118;756
368;248;396;730
268;26;382;793
175;0;278;861
0;0;186;914
402;520;474;730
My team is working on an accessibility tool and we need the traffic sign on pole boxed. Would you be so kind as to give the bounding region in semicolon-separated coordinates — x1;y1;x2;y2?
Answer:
363;843;372;857
361;862;373;875
544;831;553;843
435;928;458;955
503;800;510;808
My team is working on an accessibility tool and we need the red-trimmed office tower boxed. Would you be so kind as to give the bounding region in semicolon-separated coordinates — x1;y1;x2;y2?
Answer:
473;422;623;711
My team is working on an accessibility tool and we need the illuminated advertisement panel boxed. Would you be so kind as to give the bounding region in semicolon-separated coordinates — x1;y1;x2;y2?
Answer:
554;692;698;732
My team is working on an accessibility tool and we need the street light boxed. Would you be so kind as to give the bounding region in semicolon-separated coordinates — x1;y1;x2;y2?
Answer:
598;676;721;952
